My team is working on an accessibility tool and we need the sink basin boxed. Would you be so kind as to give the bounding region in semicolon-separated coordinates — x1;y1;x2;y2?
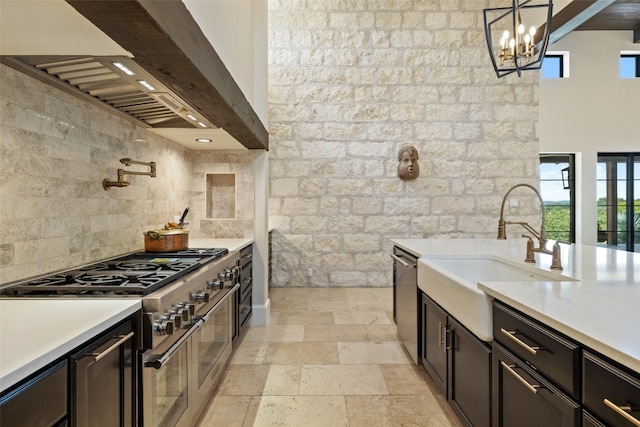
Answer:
418;255;577;341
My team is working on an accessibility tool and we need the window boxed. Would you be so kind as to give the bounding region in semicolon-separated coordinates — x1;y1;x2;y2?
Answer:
620;53;640;78
542;52;569;78
540;154;575;243
597;153;640;252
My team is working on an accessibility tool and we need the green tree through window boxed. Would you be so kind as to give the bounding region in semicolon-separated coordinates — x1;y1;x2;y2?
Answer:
540;154;575;243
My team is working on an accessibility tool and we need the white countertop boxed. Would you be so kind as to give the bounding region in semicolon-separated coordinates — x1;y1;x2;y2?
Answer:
392;238;640;374
0;299;141;392
0;240;253;393
190;237;253;253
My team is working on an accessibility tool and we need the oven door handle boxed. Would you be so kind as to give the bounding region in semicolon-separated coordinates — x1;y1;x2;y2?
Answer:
199;284;239;323
144;320;203;369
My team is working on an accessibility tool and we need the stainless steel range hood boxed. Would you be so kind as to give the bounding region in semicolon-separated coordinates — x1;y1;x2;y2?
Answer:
4;55;216;130
0;0;268;151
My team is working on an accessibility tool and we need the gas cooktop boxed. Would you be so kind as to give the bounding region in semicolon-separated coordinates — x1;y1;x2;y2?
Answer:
0;248;229;297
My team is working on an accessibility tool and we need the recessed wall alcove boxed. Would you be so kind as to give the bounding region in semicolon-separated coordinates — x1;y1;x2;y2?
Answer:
206;173;236;219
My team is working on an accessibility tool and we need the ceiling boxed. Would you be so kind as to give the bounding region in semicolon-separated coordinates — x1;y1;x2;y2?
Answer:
549;0;640;43
574;0;640;31
0;0;268;151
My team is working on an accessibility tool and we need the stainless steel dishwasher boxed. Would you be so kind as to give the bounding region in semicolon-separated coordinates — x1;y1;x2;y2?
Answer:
391;246;419;364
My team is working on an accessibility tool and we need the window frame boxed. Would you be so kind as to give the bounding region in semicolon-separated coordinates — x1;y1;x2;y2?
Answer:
620;52;640;78
596;153;640;253
539;154;576;244
542;51;570;79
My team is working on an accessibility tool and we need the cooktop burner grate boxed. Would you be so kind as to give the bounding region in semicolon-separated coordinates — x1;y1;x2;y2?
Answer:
0;248;230;297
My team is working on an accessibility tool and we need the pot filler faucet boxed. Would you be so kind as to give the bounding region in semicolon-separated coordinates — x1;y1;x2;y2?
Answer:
103;158;156;190
497;183;563;271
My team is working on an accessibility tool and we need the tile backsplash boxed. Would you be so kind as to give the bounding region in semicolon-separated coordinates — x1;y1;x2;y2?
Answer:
0;64;256;284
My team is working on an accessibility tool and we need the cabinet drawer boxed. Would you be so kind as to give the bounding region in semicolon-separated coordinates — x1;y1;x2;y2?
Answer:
240;292;252;327
0;360;67;427
493;302;580;398
492;342;580;427
583;351;640;427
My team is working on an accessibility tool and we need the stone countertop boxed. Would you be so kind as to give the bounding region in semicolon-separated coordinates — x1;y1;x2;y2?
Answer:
190;237;253;253
0;239;256;393
0;299;141;392
391;238;640;374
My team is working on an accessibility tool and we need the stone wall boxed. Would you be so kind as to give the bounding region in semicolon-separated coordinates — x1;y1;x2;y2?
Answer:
0;64;256;284
267;0;541;287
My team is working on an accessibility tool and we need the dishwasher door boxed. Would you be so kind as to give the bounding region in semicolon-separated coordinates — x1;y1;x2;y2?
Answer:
392;246;419;364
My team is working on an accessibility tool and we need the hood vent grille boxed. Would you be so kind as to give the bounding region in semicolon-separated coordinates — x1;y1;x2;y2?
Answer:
14;56;216;129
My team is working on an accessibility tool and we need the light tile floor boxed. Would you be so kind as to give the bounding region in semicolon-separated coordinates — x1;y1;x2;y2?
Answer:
197;287;463;427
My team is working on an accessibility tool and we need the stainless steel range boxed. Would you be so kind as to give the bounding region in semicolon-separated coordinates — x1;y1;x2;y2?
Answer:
0;247;240;427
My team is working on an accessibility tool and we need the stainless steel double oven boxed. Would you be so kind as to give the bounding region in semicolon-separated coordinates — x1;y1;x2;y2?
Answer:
140;251;239;427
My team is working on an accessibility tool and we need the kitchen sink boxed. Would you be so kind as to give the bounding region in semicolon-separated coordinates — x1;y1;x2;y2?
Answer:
418;255;577;341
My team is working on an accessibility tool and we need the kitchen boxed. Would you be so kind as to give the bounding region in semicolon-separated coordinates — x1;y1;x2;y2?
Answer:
1;0;639;426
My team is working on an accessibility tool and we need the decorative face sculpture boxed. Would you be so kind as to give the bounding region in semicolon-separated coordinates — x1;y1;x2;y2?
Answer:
397;145;419;180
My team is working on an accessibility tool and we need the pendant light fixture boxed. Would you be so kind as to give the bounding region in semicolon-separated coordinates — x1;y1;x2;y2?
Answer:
483;0;553;78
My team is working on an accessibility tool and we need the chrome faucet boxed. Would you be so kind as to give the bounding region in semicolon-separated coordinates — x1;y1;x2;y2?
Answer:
497;183;563;271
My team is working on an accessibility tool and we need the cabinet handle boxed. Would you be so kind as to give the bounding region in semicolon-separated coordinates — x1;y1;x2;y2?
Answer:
390;253;413;268
501;361;540;394
500;328;541;355
603;399;640;426
91;332;134;362
438;322;447;352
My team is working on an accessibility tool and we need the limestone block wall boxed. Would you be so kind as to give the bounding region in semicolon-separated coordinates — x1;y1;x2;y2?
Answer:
267;0;541;288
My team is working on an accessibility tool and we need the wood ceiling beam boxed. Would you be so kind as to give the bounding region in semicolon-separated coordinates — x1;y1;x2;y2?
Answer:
543;0;616;44
65;0;268;150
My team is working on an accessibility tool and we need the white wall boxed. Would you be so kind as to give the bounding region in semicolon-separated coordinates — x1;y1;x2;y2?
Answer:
539;30;640;246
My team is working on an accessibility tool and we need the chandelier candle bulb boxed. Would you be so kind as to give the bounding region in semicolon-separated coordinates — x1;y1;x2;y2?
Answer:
483;0;553;78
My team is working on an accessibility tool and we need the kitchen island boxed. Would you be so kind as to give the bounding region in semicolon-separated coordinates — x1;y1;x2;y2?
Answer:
392;238;640;427
392;238;640;373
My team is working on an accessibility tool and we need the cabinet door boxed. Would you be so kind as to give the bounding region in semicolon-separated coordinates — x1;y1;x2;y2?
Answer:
492;343;579;427
583;351;640;427
422;294;447;395
71;319;136;427
449;317;491;427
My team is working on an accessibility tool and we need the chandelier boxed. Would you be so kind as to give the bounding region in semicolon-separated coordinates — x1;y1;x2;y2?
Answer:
483;0;553;78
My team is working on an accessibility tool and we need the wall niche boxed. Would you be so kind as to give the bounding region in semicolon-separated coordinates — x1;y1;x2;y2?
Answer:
206;173;236;219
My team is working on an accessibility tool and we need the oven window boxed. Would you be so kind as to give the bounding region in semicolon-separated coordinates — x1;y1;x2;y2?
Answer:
148;345;189;427
197;300;230;386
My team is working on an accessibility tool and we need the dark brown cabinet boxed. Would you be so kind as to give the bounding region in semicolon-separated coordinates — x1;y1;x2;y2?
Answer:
582;350;640;427
422;293;447;392
0;360;68;426
421;293;491;427
492;301;581;427
492;342;580;427
0;313;140;427
70;318;138;427
234;243;252;343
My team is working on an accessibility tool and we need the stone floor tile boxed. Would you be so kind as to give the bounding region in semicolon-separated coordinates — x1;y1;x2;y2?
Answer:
263;341;339;364
346;395;463;427
308;299;358;311
269;310;335;325
299;364;389;395
380;364;440;395
243;396;348;427
364;324;400;341
338;341;411;364
216;364;271;396
333;309;392;325
229;342;269;364
197;395;251;427
304;324;368;342
243;324;304;342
